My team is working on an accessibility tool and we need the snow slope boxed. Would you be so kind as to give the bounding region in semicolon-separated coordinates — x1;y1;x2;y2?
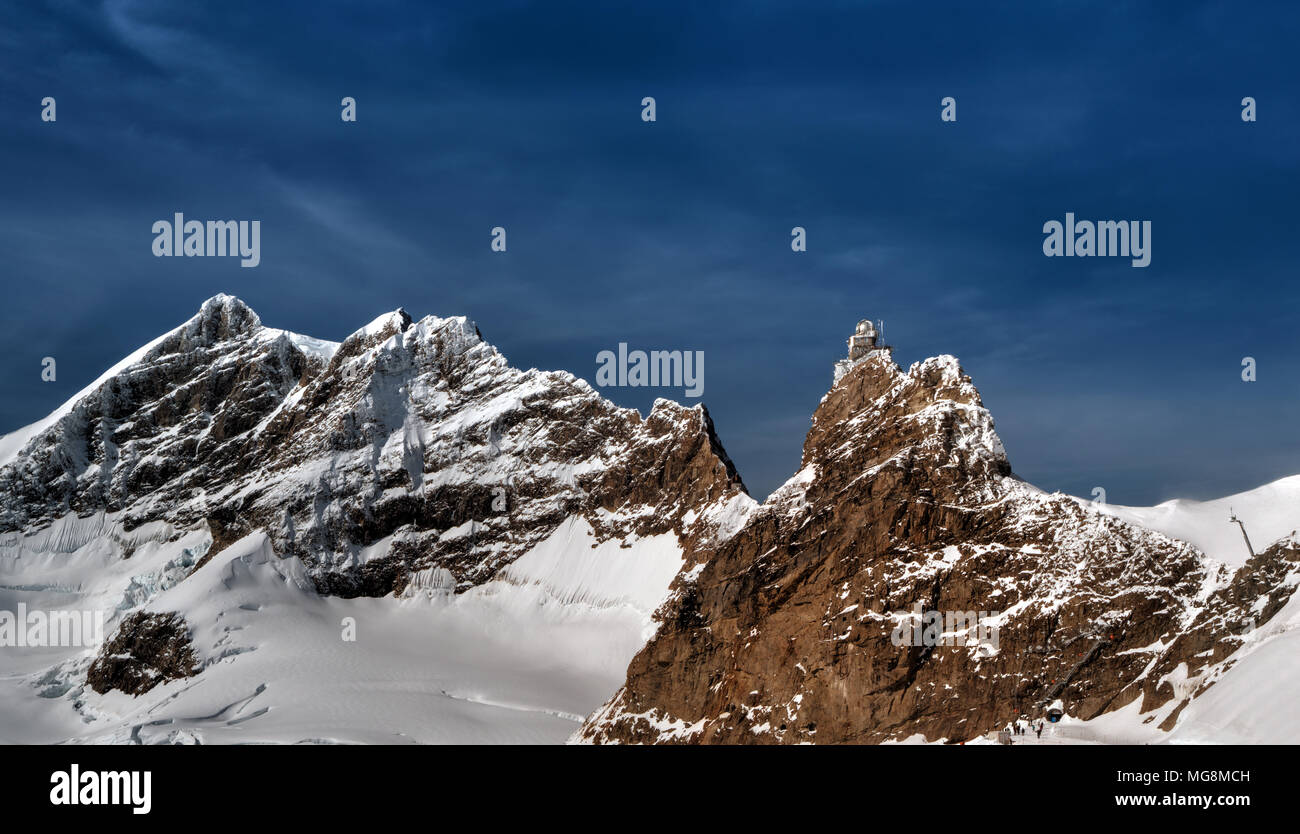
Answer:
1089;475;1300;567
0;513;686;744
1164;588;1300;744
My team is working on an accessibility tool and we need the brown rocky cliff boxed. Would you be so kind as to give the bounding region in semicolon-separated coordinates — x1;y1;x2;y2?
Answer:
580;352;1297;743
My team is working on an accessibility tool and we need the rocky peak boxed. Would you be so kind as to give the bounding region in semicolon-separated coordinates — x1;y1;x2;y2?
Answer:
579;336;1299;744
0;296;751;607
804;352;1010;503
185;293;263;346
333;308;416;360
0;296;306;530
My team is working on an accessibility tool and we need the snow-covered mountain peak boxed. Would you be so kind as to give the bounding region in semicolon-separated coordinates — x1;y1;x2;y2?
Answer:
806;349;1009;493
344;308;414;347
176;293;264;347
0;297;757;742
2;300;1298;746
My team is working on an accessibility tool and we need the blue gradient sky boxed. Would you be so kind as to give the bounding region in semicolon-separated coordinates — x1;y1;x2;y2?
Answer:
2;1;1298;503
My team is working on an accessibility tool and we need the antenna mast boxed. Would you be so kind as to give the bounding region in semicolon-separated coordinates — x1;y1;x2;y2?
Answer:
1229;507;1256;559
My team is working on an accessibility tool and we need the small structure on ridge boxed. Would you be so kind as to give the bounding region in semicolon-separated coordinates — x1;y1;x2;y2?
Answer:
834;318;892;382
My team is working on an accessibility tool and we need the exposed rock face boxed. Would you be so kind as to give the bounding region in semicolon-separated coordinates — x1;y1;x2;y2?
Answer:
1139;534;1300;730
0;296;752;697
0;296;750;599
87;611;200;696
580;352;1300;743
0;296;312;531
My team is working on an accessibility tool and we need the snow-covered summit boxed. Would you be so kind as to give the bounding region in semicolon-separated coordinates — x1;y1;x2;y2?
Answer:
0;294;753;743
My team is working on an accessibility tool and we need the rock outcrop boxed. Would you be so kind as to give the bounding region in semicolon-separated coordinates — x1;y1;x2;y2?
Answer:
87;611;200;696
580;351;1300;743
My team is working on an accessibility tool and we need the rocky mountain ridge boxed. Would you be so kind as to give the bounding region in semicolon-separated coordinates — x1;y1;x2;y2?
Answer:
2;298;1294;742
0;295;750;598
579;350;1300;743
0;295;752;701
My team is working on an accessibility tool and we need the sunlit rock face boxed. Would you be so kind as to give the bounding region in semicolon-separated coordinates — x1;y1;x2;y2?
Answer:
581;349;1299;744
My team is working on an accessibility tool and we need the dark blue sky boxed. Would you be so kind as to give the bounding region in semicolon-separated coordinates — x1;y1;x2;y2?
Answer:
2;1;1298;504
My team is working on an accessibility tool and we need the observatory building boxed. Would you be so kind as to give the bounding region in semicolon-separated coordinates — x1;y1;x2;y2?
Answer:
834;318;892;382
